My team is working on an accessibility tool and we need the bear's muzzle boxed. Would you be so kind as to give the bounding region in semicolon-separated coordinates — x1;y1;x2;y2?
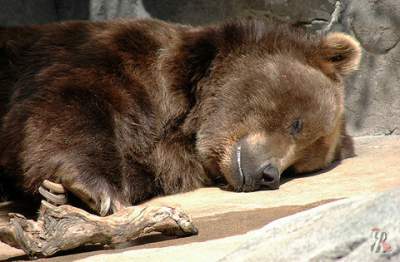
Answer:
231;137;281;192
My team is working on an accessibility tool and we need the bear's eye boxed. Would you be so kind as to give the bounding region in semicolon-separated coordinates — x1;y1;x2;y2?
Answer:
290;119;303;136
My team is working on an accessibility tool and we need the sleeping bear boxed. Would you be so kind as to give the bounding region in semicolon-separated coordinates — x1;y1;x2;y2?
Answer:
0;18;360;216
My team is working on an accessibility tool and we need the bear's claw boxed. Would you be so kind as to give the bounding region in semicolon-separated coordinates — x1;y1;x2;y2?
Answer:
42;180;65;194
99;194;111;217
38;180;67;205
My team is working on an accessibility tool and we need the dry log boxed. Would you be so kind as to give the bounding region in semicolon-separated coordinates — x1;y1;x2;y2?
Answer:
0;200;198;258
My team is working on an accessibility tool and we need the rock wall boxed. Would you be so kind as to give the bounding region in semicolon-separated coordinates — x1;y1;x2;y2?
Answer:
0;0;399;136
341;0;400;136
0;0;89;25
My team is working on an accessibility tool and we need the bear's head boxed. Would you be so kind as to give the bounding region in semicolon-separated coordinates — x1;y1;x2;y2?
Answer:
171;19;361;192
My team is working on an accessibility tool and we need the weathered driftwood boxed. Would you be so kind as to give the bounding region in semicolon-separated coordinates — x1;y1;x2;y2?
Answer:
0;200;198;258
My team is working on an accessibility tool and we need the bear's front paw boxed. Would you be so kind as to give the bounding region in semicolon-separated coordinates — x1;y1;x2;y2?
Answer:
47;176;126;216
65;181;125;216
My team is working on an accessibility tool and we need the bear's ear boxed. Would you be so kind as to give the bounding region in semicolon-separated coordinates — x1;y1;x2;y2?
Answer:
162;27;218;96
319;32;361;76
181;29;218;84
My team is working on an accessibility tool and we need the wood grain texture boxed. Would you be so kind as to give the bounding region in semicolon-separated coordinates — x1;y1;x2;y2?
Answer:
0;201;197;258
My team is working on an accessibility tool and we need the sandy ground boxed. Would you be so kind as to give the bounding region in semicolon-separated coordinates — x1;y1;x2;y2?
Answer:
1;135;399;261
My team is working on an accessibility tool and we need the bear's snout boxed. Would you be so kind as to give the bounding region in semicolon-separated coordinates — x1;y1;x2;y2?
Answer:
230;136;282;192
260;163;280;189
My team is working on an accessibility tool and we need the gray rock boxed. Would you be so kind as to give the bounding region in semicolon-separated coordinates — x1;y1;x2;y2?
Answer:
0;0;57;26
141;0;336;29
55;0;90;22
90;0;149;21
341;0;400;136
343;0;400;54
220;188;400;261
0;0;89;26
142;0;234;25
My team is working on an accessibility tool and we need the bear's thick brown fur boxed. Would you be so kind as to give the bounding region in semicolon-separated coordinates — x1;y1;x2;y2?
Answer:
0;18;361;215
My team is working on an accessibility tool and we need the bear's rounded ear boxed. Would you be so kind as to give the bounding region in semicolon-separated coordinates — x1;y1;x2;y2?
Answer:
162;27;218;92
320;32;362;76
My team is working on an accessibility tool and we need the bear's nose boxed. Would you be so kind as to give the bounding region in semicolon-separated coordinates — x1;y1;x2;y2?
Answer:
261;164;280;189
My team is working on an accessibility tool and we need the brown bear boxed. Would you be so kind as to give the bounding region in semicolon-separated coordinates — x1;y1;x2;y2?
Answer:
0;18;361;216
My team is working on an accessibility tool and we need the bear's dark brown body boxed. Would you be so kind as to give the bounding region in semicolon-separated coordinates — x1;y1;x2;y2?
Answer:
0;18;360;215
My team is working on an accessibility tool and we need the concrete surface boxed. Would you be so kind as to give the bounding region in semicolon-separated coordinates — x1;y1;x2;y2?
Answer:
0;135;399;261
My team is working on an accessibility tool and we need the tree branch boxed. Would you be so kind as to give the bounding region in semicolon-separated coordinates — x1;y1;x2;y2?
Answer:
0;201;197;258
